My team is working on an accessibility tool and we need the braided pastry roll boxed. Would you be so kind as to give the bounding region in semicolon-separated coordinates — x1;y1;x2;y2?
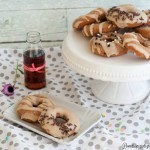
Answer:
82;21;118;37
72;7;106;30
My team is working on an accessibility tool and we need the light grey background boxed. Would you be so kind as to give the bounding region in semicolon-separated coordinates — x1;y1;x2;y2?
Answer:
0;0;149;48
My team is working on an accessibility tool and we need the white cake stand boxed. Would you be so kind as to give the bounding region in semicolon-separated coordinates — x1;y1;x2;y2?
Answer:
62;30;150;104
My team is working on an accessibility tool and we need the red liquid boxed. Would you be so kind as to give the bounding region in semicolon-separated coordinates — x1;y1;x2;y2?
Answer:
23;50;46;89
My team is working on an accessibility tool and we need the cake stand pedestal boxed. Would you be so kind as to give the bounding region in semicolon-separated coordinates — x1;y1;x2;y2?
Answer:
62;30;150;104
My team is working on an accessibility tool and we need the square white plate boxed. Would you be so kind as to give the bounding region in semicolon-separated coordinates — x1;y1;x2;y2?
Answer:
3;91;101;145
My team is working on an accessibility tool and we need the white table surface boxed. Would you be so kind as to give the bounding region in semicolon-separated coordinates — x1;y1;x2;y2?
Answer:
0;47;150;150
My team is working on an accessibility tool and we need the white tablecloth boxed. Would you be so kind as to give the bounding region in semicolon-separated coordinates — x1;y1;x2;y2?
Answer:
0;47;150;150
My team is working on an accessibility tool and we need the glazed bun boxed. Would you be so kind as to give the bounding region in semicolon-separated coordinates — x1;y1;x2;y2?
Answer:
106;4;148;28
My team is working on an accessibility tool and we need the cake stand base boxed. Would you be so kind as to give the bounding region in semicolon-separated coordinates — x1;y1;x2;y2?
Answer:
91;80;150;104
62;30;150;105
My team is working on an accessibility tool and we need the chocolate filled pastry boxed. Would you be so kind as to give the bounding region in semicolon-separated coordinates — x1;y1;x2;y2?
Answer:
89;32;127;57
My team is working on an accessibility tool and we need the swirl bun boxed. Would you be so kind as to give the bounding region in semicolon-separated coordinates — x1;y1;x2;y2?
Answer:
90;32;127;57
136;25;150;39
16;94;55;123
72;7;106;29
38;107;80;139
106;4;148;28
82;21;118;37
144;10;150;25
123;32;150;59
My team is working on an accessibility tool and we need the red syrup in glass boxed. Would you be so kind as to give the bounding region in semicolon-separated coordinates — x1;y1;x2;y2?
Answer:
23;49;46;89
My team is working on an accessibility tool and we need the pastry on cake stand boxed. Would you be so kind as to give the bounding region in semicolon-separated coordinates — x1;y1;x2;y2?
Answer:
62;30;150;104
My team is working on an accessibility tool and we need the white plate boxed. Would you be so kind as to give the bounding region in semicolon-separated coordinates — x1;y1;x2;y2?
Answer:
3;91;101;145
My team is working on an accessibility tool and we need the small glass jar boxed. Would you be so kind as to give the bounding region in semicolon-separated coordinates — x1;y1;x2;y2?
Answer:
23;31;46;89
